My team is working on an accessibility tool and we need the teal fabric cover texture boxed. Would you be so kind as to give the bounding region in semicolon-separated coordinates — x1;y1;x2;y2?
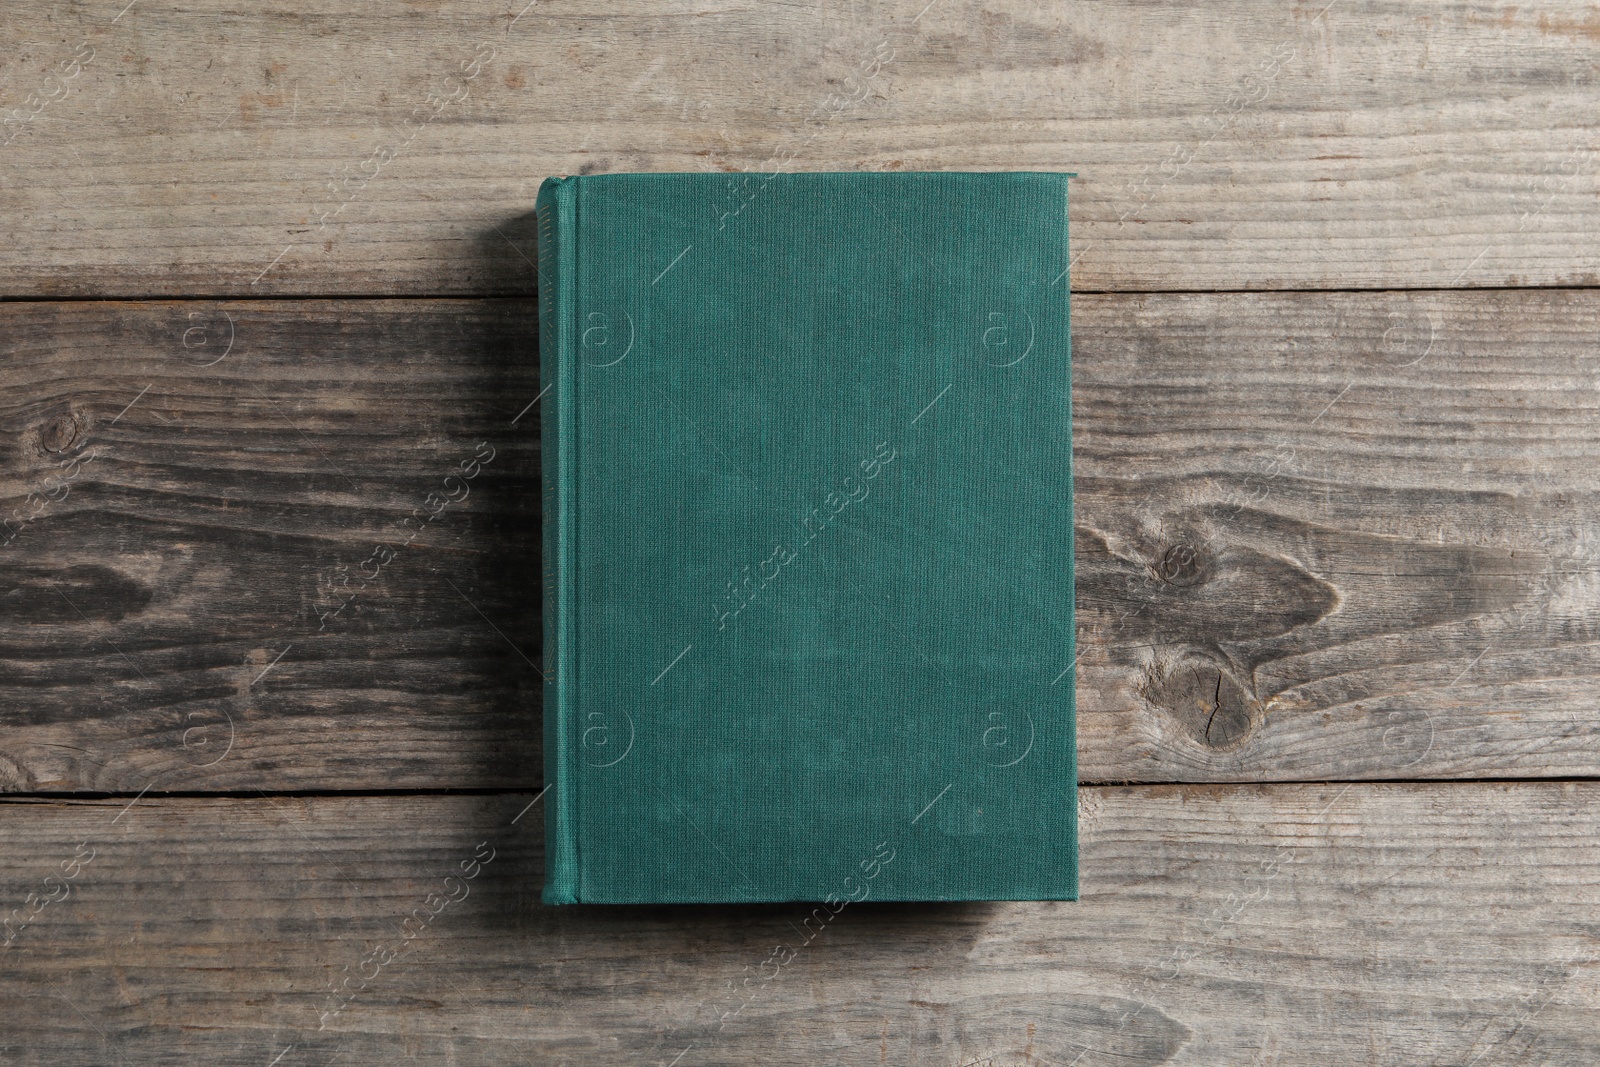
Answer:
538;171;1075;904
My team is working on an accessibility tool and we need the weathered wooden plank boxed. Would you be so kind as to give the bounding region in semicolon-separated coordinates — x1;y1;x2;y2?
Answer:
3;291;1598;791
0;299;544;793
1072;288;1600;782
0;0;1597;296
0;784;1594;1065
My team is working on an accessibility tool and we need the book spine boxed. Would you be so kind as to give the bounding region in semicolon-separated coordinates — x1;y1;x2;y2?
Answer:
1061;175;1078;900
537;176;580;905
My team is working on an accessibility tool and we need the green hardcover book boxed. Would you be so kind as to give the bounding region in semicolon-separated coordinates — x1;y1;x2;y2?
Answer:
537;171;1075;904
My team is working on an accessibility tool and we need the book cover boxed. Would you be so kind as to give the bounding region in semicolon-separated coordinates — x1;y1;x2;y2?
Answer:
537;171;1075;904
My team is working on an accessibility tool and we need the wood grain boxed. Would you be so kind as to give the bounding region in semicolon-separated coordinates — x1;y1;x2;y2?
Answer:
1073;287;1600;782
0;299;543;793
2;292;1598;790
0;0;1597;297
0;783;1594;1066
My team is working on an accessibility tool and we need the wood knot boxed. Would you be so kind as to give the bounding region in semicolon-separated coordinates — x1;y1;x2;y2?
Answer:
1142;651;1261;750
38;410;86;455
0;563;152;623
0;753;35;791
1153;542;1207;587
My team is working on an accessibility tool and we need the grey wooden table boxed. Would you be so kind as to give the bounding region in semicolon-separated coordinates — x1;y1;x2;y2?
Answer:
1;2;1597;1064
